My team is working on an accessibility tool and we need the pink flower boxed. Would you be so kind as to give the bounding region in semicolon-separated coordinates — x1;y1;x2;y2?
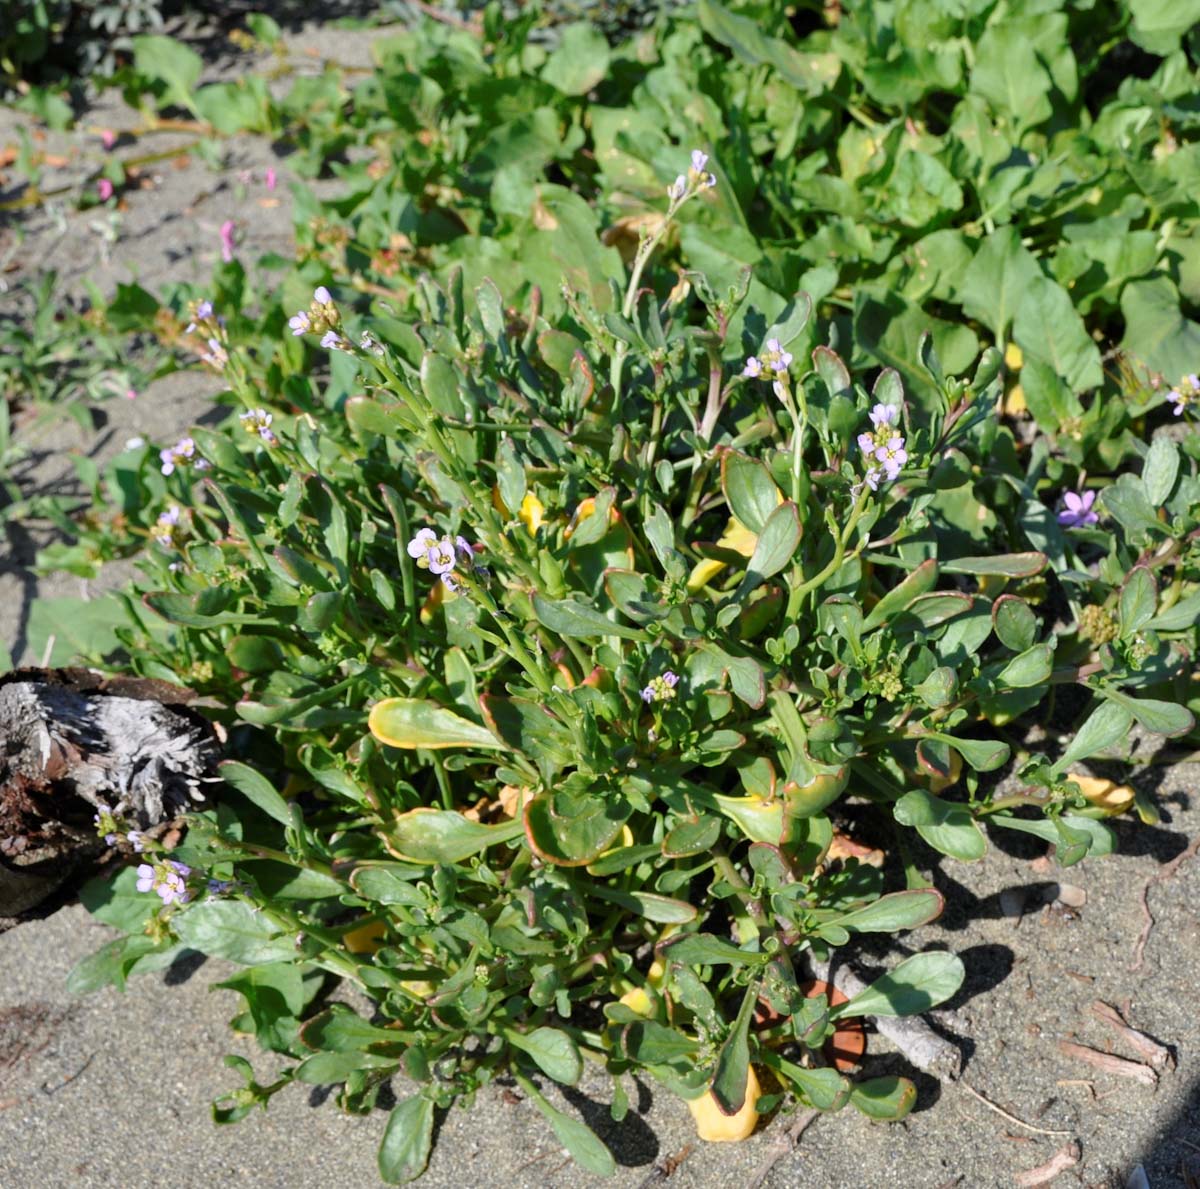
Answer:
1057;490;1099;528
219;220;236;263
97;178;114;201
100;129;116;149
265;167;277;191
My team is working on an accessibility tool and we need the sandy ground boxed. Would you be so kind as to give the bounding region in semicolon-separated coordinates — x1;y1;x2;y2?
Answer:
1;14;1199;1189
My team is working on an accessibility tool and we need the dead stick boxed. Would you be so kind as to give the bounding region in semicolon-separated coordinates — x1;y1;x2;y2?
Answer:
1089;1001;1173;1071
1130;836;1200;972
1056;1040;1157;1087
806;955;961;1075
958;1083;1073;1137
744;1108;820;1189
1013;1140;1081;1187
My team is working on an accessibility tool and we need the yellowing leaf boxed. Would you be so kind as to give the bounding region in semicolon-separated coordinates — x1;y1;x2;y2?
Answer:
369;698;505;750
1066;772;1135;816
687;1066;761;1142
518;492;545;536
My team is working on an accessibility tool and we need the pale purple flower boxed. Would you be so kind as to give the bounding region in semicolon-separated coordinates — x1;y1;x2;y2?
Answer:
743;357;763;378
667;175;687;201
288;310;311;336
864;468;881;492
772;379;786;402
196;299;214;320
314;286;332;306
320;330;347;351
207;878;236;895
875;436;908;480
425;536;458;576
97;178;114;201
219;219;236;263
869;403;896;428
127;831;145;853
160;437;198;476
239;409;276;444
136;860;192;906
691;150;708;174
765;339;793;373
857;432;875;456
360;331;384;356
154;505;181;547
407;527;439;564
1170;373;1199;416
641;670;680;704
198;338;228;370
1057;489;1099;528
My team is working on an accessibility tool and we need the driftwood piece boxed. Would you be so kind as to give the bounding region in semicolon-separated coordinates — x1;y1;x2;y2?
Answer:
1013;1141;1081;1187
804;953;963;1076
1090;1001;1174;1072
0;668;219;916
1056;1040;1158;1087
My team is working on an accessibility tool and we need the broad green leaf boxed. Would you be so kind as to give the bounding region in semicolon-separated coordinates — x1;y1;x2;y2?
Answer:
1098;688;1195;738
721;450;781;534
586;884;699;923
132;35;202;115
369;698;504;750
893;790;986;862
524;791;631;866
1143;435;1180;506
506;1027;583;1086
997;641;1054;688
932;734;1010;772
173;900;298;965
1146;591;1200;632
541;23;610;95
525;1091;615;1177
992;595;1038;652
220;760;293;826
660;933;771;968
1127;0;1200;54
385;809;524;864
744;501;802;586
378;1097;435;1184
79;866;160;934
1013;275;1102;394
712;982;757;1114
863;559;938;631
833;889;945;934
969;22;1053;130
1050;701;1133;776
832;952;965;1019
942;553;1047;578
349;865;426;906
533;593;647;640
850;1076;918;1120
988;813;1115;861
959;226;1040;340
1120;278;1200;383
1119;568;1157;637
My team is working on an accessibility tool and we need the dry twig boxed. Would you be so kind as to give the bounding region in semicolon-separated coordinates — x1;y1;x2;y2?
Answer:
1090;1001;1174;1071
958;1083;1073;1137
744;1108;820;1189
1129;836;1200;972
1056;1040;1157;1087
1013;1141;1081;1187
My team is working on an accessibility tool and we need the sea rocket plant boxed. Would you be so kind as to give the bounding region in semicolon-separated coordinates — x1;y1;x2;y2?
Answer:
857;403;907;489
239;409;277;445
154;505;182;547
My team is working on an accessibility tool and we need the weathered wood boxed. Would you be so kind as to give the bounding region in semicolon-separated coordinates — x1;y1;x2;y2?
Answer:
0;668;219;917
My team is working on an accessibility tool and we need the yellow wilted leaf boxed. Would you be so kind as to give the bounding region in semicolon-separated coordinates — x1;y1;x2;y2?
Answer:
518;492;545;536
1067;772;1135;816
1005;342;1024;370
687;1066;762;1142
687;517;759;591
